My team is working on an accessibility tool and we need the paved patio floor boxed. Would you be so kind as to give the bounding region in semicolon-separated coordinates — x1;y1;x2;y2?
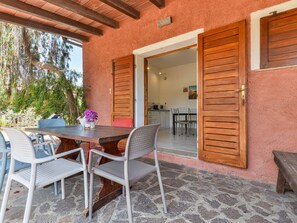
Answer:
0;159;296;223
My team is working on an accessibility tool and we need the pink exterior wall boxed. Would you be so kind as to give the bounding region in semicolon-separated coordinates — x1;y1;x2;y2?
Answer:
83;0;297;183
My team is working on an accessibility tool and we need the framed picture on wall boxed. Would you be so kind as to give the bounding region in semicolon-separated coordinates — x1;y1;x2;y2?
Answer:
188;85;197;99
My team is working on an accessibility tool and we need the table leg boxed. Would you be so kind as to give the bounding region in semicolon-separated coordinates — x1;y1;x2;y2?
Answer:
83;140;122;217
173;114;176;135
56;138;80;160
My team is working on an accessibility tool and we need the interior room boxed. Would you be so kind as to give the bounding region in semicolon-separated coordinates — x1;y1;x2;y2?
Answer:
147;46;198;157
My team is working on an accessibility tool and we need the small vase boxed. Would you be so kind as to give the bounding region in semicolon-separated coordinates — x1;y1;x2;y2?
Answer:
84;122;91;129
90;122;95;129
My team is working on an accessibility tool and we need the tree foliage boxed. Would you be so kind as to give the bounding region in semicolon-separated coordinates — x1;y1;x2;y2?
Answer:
0;23;86;124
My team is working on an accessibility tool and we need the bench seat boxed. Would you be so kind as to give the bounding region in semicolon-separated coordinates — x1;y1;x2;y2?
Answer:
273;151;297;195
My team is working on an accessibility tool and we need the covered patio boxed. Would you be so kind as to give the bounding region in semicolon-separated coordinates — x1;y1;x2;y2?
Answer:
1;0;297;222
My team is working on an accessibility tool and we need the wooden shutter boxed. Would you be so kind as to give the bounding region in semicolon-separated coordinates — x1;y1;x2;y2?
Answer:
261;8;297;69
111;55;134;122
198;20;247;168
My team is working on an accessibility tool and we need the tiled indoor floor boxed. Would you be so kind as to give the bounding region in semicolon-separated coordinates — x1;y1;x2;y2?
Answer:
157;129;197;157
0;159;296;223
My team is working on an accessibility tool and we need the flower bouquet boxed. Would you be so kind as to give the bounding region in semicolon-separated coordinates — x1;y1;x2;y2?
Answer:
78;109;98;129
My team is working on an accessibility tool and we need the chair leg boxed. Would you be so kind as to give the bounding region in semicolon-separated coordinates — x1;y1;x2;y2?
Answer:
0;175;12;222
83;169;88;209
54;182;58;196
0;172;5;194
154;151;167;213
23;185;35;223
122;186;126;197
156;167;167;213
61;179;65;200
23;165;37;223
125;184;133;223
0;158;7;193
89;171;94;220
47;144;58;196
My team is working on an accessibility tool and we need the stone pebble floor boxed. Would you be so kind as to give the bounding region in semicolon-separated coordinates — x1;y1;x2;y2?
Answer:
0;159;296;223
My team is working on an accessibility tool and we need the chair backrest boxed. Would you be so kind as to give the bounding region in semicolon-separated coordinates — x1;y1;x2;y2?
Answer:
171;108;179;121
2;128;35;163
188;108;197;121
176;108;188;122
0;131;7;153
125;124;160;160
112;118;133;128
38;118;66;128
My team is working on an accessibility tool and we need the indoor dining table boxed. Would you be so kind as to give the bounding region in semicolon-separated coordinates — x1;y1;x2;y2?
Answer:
26;124;133;217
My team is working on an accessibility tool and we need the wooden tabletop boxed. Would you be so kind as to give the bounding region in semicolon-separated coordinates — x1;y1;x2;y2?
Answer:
26;125;133;144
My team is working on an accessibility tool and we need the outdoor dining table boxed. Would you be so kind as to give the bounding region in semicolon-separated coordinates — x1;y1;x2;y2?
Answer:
26;124;133;217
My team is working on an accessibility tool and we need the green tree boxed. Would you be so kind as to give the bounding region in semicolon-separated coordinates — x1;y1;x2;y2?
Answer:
0;24;86;124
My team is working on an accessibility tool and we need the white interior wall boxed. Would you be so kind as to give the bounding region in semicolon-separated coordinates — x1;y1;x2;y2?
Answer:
148;65;160;105
159;63;197;111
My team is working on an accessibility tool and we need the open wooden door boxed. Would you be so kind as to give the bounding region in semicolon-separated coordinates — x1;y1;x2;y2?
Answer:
111;55;134;123
198;20;247;168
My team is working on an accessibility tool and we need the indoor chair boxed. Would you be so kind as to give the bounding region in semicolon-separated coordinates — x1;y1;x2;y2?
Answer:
187;108;197;136
175;108;190;136
0;128;88;223
88;124;167;223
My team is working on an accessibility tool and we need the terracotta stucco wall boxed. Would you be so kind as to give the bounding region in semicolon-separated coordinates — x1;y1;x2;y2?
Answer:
83;0;297;183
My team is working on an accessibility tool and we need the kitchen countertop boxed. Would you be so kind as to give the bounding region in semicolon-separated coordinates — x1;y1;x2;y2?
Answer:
148;109;170;112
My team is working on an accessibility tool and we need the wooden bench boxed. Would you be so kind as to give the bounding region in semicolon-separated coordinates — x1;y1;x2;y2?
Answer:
273;151;297;195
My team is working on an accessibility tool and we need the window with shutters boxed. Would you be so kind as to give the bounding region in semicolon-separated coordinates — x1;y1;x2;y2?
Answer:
260;8;297;69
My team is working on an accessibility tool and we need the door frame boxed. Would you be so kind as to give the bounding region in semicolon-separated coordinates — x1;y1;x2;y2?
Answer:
133;28;204;127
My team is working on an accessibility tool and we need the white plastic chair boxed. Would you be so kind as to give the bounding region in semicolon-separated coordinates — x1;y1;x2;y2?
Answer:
0;128;88;223
88;124;167;223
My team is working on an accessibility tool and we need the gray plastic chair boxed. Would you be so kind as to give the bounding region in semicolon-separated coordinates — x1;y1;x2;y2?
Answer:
88;124;167;223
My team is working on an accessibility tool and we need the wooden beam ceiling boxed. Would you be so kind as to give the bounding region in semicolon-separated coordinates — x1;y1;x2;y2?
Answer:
149;0;165;9
100;0;140;19
0;12;89;42
0;0;102;36
44;0;119;28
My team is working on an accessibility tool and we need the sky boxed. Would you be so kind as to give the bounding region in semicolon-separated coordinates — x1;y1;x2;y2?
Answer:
68;45;83;86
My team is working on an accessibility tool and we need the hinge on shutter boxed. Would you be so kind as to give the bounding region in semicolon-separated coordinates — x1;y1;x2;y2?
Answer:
112;62;115;75
269;11;278;16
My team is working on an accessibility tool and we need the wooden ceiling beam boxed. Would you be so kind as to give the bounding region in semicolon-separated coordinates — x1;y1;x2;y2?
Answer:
149;0;165;9
0;0;102;36
100;0;140;19
44;0;119;28
0;12;89;42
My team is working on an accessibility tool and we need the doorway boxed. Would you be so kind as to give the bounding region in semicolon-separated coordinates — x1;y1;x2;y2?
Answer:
145;47;198;157
133;28;204;158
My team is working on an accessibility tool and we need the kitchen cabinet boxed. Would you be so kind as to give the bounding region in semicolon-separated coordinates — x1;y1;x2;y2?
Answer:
148;110;170;129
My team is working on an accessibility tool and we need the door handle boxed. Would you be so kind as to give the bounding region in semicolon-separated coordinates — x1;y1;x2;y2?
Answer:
234;84;246;106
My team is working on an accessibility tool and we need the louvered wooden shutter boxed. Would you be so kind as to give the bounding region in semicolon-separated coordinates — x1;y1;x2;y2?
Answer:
261;8;297;69
111;55;134;122
198;20;247;168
